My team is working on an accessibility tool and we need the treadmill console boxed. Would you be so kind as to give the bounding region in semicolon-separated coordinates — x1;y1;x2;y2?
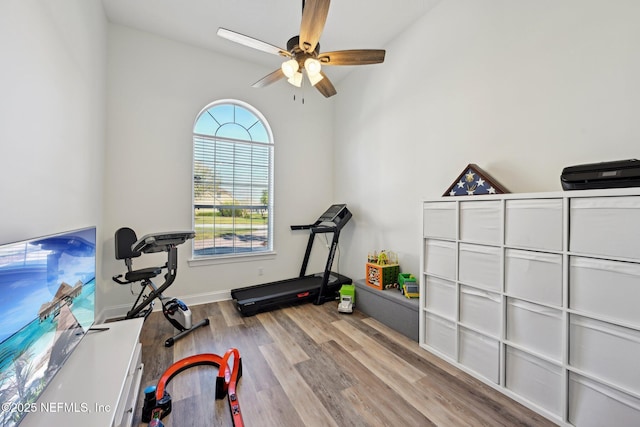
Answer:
290;204;352;231
318;204;348;223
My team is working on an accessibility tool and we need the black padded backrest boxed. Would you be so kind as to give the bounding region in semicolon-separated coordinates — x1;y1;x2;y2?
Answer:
114;227;141;260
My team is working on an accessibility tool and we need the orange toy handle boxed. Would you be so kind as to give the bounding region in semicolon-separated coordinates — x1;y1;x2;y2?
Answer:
153;350;244;427
155;353;224;399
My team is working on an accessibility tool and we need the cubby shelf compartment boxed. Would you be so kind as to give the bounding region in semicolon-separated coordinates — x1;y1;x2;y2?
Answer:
420;187;640;427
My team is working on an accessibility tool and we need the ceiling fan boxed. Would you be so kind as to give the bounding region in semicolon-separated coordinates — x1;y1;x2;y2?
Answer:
217;0;385;98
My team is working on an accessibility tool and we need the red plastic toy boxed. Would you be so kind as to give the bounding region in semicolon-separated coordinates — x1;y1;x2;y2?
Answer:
142;349;243;427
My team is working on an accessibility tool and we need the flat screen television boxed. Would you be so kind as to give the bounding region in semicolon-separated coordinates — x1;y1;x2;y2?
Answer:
0;226;96;426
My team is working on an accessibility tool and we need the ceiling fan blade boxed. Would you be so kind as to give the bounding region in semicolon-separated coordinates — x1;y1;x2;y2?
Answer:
314;71;337;98
318;49;386;66
299;0;330;53
217;28;291;57
252;69;286;88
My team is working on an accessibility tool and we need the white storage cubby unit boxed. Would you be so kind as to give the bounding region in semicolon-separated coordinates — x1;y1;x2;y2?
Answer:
420;187;640;426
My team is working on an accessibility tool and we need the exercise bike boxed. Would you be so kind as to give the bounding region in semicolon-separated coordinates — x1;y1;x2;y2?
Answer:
112;228;209;347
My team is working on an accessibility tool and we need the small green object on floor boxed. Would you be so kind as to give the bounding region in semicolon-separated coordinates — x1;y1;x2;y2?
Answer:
338;284;356;313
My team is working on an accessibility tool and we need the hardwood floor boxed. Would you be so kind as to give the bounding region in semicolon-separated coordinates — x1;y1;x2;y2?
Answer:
134;300;555;426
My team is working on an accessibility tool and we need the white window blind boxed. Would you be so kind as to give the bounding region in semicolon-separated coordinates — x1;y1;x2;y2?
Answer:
193;101;273;257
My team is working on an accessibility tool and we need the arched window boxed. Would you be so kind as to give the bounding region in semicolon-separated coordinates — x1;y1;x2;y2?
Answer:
192;100;273;258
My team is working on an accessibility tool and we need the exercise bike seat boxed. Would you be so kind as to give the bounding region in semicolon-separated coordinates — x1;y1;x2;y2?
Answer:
122;266;162;283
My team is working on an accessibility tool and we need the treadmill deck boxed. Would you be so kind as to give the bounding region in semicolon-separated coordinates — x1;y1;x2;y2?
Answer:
231;273;351;315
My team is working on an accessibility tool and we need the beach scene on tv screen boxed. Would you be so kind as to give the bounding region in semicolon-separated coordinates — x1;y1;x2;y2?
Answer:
0;227;96;426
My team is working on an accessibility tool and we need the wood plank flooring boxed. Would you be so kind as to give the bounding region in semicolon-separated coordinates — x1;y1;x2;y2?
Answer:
134;301;555;426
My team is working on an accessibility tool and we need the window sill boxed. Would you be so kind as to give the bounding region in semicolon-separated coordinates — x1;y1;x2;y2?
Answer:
188;250;277;267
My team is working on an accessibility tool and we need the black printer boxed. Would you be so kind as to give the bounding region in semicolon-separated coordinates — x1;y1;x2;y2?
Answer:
561;159;640;190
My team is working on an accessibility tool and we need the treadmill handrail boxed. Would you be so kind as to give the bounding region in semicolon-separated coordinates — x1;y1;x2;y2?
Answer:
310;225;337;233
291;223;337;233
290;224;312;230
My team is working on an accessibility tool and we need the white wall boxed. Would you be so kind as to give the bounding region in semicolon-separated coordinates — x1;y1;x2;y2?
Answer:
333;0;640;282
0;1;107;303
102;24;335;318
6;1;638;319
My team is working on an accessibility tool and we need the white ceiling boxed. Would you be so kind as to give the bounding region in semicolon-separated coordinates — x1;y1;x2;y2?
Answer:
102;0;441;83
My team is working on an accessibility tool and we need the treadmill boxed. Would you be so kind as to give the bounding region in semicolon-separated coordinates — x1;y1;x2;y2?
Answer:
231;204;352;316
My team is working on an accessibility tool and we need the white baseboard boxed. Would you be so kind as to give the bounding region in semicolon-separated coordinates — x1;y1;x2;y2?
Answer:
175;289;232;308
98;289;232;323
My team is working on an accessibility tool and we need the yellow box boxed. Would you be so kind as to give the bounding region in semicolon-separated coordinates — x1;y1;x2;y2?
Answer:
365;263;400;290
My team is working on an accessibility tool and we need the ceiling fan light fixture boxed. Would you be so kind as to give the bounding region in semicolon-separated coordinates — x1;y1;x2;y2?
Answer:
288;71;303;87
281;59;299;78
218;0;383;99
304;58;322;77
307;71;324;86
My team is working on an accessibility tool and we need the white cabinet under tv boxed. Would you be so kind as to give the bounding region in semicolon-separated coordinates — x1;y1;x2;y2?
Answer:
21;318;144;427
420;188;640;426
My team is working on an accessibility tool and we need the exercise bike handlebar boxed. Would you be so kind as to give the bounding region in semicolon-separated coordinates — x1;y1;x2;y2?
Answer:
112;273;130;285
